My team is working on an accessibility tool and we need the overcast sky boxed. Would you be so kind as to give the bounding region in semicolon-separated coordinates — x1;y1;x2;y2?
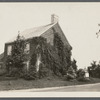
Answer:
0;3;100;69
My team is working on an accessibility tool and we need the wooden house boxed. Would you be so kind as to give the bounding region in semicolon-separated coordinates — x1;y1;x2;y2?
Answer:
4;14;72;73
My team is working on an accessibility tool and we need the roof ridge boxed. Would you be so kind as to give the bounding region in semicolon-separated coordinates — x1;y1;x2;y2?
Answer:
21;23;56;33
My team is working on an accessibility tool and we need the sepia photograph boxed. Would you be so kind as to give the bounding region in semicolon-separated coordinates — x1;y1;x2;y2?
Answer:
0;2;100;97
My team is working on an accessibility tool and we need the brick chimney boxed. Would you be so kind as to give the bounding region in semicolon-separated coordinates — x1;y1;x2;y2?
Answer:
51;14;59;24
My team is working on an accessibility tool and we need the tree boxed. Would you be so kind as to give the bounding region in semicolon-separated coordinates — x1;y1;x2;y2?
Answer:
90;61;97;69
6;34;26;77
88;60;100;78
71;59;78;71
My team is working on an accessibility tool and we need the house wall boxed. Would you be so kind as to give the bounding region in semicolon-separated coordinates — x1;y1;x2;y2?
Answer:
41;28;54;45
42;23;72;68
4;23;72;72
41;23;72;51
4;38;43;71
52;23;72;50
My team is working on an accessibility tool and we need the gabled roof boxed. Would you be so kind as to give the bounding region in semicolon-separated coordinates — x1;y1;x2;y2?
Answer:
6;22;72;50
7;23;56;43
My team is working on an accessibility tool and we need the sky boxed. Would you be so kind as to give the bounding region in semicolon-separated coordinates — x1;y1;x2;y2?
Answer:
0;3;100;69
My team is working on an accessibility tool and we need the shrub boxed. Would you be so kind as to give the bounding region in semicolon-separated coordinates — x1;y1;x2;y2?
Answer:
76;68;90;82
77;69;85;78
23;73;36;80
7;67;24;78
64;74;75;81
23;65;38;80
0;69;6;76
38;63;50;78
64;66;77;81
77;77;90;82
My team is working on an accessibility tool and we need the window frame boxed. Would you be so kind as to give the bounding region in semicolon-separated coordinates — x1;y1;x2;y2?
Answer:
7;45;12;55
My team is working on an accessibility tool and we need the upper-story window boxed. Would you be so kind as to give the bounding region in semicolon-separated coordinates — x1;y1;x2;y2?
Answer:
24;43;30;54
7;45;12;55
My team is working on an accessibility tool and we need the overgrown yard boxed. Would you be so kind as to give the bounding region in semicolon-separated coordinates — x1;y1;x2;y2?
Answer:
0;76;100;91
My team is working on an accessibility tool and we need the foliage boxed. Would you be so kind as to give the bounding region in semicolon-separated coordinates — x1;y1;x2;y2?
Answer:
65;66;77;80
23;65;37;80
30;32;72;77
90;61;97;69
38;63;50;78
29;36;67;78
30;36;62;76
6;34;26;77
71;59;78;71
6;32;72;79
54;32;64;62
76;68;90;82
54;32;72;75
64;58;78;81
0;69;6;76
77;69;85;78
88;60;100;78
11;35;26;68
77;77;90;82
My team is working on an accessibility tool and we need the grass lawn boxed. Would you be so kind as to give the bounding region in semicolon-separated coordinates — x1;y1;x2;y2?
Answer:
0;76;100;91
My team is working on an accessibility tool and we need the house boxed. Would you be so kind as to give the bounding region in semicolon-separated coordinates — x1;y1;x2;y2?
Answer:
4;14;72;73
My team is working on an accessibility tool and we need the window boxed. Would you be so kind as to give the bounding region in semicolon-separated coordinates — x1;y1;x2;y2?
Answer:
7;45;12;55
24;43;30;54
